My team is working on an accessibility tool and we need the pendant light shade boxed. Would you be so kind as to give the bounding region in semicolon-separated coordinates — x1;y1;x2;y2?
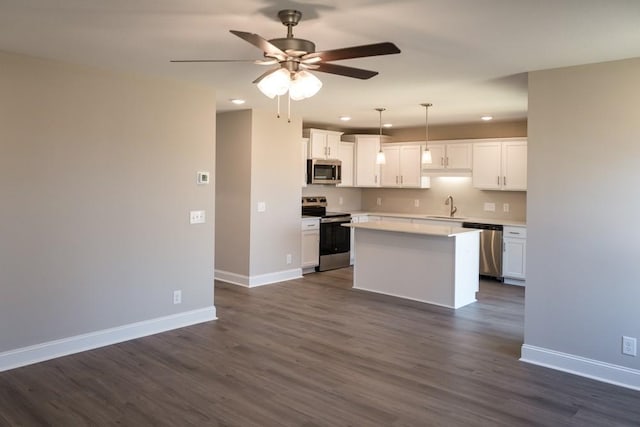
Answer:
375;107;386;165
421;103;433;164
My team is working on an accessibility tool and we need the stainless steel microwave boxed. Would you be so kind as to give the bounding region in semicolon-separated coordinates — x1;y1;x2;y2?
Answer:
307;158;342;185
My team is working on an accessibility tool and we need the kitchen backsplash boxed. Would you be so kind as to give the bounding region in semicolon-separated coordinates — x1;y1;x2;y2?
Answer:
303;177;526;221
302;185;363;212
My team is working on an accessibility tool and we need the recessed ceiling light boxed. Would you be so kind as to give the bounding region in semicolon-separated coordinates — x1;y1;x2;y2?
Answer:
383;123;393;128
339;116;351;121
481;115;493;121
230;98;246;105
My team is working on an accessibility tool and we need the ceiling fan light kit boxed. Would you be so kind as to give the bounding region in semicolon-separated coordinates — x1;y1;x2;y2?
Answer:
256;68;290;98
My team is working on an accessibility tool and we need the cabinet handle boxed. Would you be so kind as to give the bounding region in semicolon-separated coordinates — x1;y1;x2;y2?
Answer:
440;157;444;166
328;147;331;156
395;176;399;184
509;231;521;235
375;175;378;184
503;176;507;186
497;176;500;185
401;175;404;184
445;157;449;167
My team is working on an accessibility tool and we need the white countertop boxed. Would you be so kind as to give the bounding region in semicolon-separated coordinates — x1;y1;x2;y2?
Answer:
344;221;483;237
343;211;526;227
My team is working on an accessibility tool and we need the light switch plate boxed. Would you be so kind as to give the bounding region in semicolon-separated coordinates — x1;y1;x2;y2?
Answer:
257;202;266;212
190;210;206;224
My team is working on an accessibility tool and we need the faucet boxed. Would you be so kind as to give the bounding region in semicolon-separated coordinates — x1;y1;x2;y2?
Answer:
445;195;457;217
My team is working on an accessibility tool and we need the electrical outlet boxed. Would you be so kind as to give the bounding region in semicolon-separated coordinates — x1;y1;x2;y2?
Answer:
503;203;510;213
622;336;637;356
189;210;206;224
257;202;266;212
484;202;496;212
339;197;344;205
376;197;382;206
286;254;292;264
414;199;420;208
173;290;182;305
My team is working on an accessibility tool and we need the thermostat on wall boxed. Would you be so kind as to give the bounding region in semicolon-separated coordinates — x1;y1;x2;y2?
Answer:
197;171;210;185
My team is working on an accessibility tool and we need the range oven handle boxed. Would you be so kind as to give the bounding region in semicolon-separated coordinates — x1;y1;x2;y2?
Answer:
320;216;352;224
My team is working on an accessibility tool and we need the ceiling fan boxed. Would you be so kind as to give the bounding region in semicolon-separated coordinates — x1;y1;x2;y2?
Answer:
171;9;401;100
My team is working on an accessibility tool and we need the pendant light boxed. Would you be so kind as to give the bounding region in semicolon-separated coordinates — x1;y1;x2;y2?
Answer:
375;107;386;165
421;103;433;164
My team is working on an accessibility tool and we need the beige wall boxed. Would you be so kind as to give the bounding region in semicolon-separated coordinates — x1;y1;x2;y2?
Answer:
249;110;303;275
215;111;252;276
387;119;527;141
215;109;302;281
0;52;216;352
525;58;640;374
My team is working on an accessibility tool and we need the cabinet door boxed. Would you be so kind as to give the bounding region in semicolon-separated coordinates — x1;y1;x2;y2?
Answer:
301;230;320;268
355;136;381;187
422;143;446;169
472;142;502;189
446;143;472;169
380;145;401;187
503;237;526;279
337;141;354;187
502;140;527;190
309;131;327;158
399;145;422;187
326;132;340;159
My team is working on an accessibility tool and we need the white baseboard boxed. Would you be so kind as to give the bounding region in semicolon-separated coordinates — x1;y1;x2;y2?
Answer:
0;306;217;373
520;344;640;391
215;268;301;287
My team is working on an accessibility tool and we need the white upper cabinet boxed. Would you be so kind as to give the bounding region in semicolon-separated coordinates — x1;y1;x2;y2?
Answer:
472;138;527;191
343;134;386;187
337;141;354;187
380;143;429;188
423;140;472;171
304;128;343;159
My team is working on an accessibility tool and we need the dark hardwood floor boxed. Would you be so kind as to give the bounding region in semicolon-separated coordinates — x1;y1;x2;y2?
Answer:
1;268;639;426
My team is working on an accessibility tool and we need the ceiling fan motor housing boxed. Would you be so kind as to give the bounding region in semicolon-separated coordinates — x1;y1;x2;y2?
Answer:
269;38;316;55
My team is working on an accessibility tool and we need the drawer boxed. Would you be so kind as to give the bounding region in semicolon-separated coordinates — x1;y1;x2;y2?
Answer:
504;226;527;238
301;219;320;231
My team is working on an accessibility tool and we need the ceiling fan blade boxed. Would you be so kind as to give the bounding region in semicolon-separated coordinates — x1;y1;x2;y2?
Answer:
230;30;287;58
170;59;259;63
302;42;400;62
313;63;379;80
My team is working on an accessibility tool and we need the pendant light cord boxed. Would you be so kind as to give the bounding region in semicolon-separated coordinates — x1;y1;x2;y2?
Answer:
421;103;432;148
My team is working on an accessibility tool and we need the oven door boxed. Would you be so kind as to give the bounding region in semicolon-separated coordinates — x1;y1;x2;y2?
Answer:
318;216;351;271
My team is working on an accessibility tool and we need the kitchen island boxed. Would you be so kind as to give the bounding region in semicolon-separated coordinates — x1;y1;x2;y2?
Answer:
345;221;481;309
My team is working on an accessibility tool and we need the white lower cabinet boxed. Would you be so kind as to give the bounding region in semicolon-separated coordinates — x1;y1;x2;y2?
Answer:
503;226;526;285
301;218;320;272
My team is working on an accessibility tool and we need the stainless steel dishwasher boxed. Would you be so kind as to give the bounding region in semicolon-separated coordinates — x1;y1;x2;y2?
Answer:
462;222;503;279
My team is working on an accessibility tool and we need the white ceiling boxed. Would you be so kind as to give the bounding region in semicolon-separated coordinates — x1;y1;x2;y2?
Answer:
1;0;640;128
